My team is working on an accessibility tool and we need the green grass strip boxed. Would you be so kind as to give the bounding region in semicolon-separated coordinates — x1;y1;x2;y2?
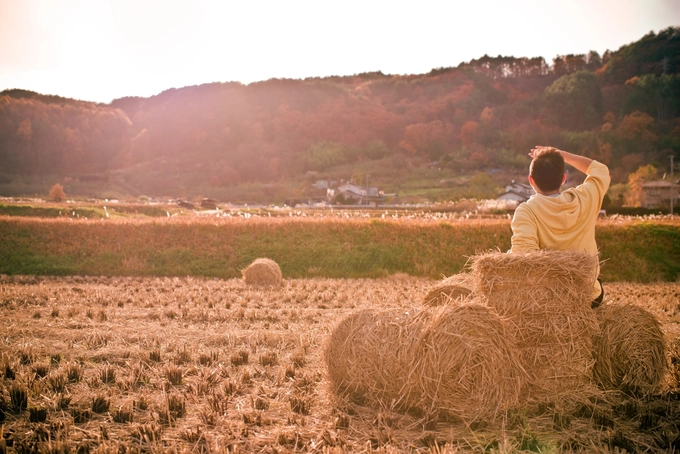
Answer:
0;218;678;282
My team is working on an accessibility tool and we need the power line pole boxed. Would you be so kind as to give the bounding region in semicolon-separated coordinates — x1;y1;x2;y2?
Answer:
671;155;675;216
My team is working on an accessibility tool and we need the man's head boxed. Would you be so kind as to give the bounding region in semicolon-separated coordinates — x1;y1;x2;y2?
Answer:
529;148;566;193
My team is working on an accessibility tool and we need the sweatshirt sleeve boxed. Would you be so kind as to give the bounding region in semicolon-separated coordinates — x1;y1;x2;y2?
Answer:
580;161;611;207
510;203;539;252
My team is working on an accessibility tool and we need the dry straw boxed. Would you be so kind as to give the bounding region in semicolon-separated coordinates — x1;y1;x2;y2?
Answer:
422;273;473;307
593;303;666;396
324;308;430;411
324;303;524;421
242;258;282;286
411;303;524;421
470;250;600;407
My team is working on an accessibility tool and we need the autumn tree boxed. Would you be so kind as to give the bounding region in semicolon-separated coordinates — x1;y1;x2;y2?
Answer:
615;111;658;156
625;164;657;207
49;183;66;202
399;122;451;160
400;123;430;155
459;121;480;147
616;111;657;141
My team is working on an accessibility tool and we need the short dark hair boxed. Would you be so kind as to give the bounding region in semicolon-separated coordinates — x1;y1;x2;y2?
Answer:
530;148;565;192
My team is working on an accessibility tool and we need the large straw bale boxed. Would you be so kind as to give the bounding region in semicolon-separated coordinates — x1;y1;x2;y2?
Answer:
324;308;430;410
593;303;666;396
242;258;282;286
411;304;524;421
470;250;598;308
470;250;600;405
324;303;524;421
422;273;473;307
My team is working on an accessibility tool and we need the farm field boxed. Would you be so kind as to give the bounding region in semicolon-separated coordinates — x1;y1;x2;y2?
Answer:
2;215;680;282
1;275;680;453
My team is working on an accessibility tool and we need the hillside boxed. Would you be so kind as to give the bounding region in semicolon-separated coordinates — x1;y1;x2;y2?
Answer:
0;27;678;203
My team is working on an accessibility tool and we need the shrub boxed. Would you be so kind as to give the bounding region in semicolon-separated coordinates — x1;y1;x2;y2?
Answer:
49;183;67;202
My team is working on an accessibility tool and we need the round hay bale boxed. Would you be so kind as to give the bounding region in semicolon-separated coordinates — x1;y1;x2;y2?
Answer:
469;250;600;406
324;303;524;421
242;258;282;286
324;308;430;410
422;273;473;307
411;304;524;421
593;303;666;396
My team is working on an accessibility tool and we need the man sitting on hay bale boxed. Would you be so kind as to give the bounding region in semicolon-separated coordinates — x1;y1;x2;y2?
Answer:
510;146;610;307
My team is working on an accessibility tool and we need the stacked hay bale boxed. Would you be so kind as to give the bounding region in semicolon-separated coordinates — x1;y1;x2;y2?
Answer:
242;258;282;286
324;308;430;410
411;304;524;420
593;303;666;396
324;303;524;421
326;250;668;422
422;273;473;307
470;250;600;407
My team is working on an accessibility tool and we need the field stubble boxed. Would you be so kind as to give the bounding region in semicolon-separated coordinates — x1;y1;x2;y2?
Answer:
1;275;680;452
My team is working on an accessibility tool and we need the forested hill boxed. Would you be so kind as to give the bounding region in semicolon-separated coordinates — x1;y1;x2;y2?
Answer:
1;27;679;195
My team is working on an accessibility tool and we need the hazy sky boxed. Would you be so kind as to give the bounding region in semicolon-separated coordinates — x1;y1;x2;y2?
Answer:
1;0;679;103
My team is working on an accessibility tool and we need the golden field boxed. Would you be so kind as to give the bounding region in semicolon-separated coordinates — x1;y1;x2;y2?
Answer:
1;275;680;453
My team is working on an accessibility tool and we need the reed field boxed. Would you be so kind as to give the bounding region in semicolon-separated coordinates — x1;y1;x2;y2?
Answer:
0;274;679;453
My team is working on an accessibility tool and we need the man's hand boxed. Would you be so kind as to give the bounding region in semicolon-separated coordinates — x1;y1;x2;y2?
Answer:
528;146;561;160
531;145;593;174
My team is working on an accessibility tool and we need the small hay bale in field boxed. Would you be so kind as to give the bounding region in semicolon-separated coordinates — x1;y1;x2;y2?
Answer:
422;273;473;307
593;303;666;396
411;303;524;421
324;308;430;410
470;250;600;406
242;258;282;286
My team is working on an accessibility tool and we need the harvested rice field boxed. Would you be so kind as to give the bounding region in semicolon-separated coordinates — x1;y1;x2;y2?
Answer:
1;274;680;453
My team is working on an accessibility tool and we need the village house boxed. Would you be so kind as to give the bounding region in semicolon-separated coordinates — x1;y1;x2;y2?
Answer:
498;180;535;203
333;182;384;206
641;180;680;209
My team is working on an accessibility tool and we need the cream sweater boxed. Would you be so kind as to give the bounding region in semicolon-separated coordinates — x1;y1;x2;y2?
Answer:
510;161;611;299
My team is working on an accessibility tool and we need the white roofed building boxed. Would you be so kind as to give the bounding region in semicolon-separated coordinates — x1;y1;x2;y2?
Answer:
498;180;535;203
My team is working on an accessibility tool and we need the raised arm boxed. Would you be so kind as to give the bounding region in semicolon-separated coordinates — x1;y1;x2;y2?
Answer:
530;146;593;174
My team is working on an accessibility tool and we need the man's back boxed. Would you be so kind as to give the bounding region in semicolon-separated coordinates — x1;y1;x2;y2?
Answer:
509;147;611;301
511;160;610;255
